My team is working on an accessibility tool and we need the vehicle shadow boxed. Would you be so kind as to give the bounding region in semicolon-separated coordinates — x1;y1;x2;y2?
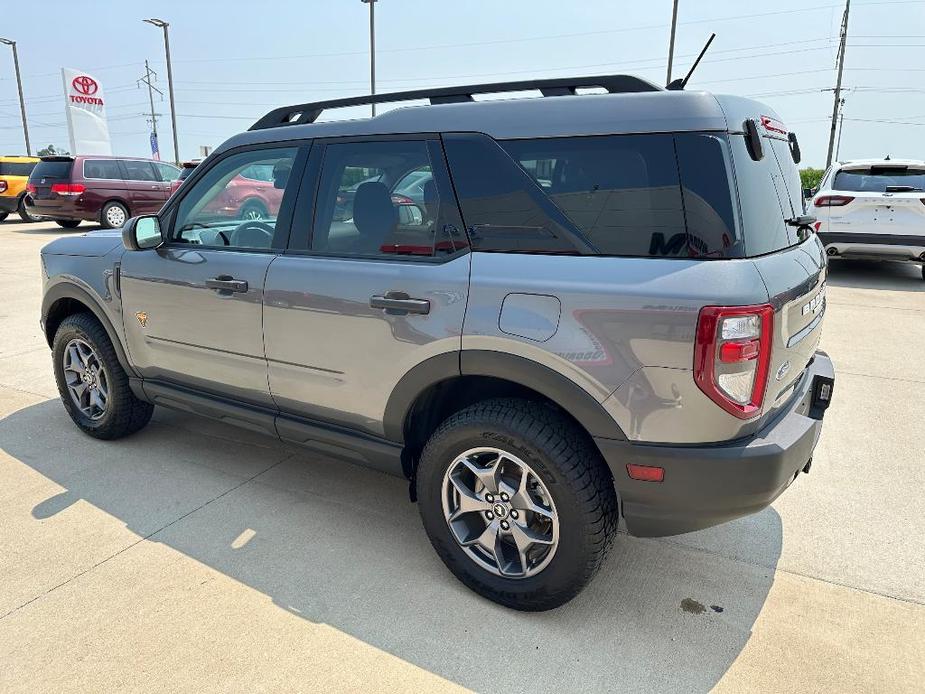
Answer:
0;400;783;693
826;258;924;291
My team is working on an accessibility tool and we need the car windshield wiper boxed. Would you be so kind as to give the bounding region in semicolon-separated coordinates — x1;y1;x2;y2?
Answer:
885;185;924;192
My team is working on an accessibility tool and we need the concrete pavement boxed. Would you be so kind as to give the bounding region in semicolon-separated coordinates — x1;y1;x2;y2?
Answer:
0;219;922;692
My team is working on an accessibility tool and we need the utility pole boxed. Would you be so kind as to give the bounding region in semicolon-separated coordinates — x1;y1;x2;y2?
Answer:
666;0;680;86
0;38;31;155
361;0;377;116
144;19;180;164
835;99;846;161
826;0;850;168
137;60;163;159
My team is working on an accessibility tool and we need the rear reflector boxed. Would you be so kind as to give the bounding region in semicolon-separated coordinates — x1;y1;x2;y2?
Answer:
814;195;854;207
626;464;664;483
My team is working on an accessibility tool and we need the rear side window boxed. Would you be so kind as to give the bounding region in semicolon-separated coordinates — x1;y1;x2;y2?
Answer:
833;166;925;192
729;135;792;256
501;134;688;257
83;159;122;180
30;160;73;180
0;162;36;176
122;160;157;181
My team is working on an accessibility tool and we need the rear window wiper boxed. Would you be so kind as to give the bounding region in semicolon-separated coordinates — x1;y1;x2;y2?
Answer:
885;185;924;192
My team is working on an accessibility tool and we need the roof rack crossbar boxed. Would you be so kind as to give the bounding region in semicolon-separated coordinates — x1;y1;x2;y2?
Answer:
249;74;661;131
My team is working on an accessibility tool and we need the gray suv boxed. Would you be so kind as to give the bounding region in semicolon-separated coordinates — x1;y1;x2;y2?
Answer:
40;75;835;610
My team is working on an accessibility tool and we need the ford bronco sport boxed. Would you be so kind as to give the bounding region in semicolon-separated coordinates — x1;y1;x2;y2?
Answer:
40;75;835;610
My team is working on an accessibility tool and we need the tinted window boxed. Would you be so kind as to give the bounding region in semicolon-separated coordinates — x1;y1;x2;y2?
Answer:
83;159;122;180
675;134;743;258
766;137;804;217
443;133;590;254
172;147;297;250
503;134;689;257
729;135;791;256
30;160;72;180
178;166;195;181
0;162;36;176
122;160;157;181
833;166;925;192
311;140;463;258
156;162;180;182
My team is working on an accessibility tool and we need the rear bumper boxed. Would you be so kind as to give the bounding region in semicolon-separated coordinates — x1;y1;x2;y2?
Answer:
818;232;925;261
0;195;19;214
595;350;835;537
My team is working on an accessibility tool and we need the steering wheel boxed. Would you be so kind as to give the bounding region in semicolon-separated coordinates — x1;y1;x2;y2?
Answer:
229;220;275;248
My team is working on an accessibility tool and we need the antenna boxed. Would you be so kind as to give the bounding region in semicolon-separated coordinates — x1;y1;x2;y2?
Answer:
666;33;716;90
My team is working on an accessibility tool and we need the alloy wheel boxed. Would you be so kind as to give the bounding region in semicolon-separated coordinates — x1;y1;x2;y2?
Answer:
62;338;109;420
441;447;559;578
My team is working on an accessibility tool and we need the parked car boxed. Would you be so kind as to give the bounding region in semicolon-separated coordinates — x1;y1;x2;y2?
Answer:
26;155;180;229
170;159;201;195
40;75;835;610
811;158;925;279
0;155;41;222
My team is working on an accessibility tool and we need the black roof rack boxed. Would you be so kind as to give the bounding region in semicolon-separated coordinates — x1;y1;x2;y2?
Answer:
249;74;661;131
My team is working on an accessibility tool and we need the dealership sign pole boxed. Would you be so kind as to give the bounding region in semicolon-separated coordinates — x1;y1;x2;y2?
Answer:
61;68;112;155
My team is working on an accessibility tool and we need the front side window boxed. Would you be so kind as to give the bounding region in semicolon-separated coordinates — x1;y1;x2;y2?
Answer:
172;147;297;250
122;160;157;181
83;159;121;180
311;139;463;258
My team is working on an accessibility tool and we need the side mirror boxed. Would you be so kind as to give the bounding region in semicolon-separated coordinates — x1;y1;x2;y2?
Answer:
122;215;163;251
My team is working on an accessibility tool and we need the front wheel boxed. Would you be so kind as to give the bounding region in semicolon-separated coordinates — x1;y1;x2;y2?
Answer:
416;398;618;611
55;219;81;229
52;313;153;439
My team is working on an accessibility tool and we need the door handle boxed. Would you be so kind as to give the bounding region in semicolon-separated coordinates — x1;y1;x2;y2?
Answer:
370;291;430;315
206;276;248;293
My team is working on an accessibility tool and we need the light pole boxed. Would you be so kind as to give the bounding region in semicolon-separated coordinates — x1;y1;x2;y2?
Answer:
0;38;31;155
361;0;377;116
143;18;179;164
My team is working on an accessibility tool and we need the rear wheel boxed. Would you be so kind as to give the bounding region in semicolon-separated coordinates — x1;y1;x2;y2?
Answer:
416;398;618;611
52;313;153;439
100;201;128;229
18;197;40;222
55;219;81;229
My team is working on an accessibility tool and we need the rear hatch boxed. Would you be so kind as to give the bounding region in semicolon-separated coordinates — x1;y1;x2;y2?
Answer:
730;115;827;422
820;164;925;238
29;157;75;209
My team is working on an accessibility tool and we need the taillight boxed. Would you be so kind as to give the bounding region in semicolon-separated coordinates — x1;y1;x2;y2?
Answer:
0;181;7;193
391;193;414;205
694;304;774;419
50;183;85;196
813;221;822;232
26;183;36;194
814;195;854;207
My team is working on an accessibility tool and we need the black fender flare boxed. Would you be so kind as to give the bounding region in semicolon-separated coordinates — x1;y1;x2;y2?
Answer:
382;349;627;443
42;282;137;377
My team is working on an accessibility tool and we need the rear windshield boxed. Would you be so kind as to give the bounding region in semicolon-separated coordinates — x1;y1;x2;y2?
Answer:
30;160;73;180
833;167;925;192
0;162;36;176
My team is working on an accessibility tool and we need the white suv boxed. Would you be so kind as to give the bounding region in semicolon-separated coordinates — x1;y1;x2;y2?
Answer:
812;158;925;279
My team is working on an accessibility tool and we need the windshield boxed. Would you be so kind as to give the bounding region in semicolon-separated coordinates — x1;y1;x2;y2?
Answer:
833;167;925;192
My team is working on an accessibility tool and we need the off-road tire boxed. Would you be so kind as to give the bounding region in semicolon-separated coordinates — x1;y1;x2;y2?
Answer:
52;313;153;439
0;212;8;222
416;398;618;611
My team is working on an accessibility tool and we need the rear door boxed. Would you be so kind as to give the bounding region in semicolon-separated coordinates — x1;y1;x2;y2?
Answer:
119;159;165;214
731;122;827;418
263;136;470;439
827;165;925;238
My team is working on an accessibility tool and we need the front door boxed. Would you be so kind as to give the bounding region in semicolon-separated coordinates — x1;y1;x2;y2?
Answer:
120;145;302;407
263;137;470;437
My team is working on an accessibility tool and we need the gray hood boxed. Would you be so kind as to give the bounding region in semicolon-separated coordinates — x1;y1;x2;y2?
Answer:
41;229;123;258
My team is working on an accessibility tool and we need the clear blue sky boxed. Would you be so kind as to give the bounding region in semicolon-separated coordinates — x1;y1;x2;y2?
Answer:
1;0;923;168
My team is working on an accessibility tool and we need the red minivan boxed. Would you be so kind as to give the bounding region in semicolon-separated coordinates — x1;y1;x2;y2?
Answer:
26;155;180;229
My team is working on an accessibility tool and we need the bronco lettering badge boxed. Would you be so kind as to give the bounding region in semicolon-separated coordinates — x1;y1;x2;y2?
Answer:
135;311;148;327
801;284;826;316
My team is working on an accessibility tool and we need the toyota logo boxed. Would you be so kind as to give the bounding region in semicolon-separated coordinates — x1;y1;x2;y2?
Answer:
72;76;99;96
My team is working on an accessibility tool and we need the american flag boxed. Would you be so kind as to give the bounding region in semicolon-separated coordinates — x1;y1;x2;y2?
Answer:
150;132;160;161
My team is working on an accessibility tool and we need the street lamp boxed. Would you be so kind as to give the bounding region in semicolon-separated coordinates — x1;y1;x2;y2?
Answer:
0;38;31;155
361;0;377;116
143;18;179;164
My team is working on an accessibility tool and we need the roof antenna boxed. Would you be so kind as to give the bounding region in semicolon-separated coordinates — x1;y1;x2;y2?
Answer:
666;33;716;90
